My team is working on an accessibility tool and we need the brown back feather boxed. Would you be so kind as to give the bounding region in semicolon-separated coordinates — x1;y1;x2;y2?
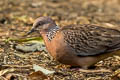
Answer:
60;24;120;56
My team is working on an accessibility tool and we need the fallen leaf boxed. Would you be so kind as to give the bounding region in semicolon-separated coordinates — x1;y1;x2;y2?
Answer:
33;64;55;75
27;71;48;80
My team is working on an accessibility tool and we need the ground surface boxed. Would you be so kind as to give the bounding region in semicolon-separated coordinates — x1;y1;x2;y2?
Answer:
0;0;120;80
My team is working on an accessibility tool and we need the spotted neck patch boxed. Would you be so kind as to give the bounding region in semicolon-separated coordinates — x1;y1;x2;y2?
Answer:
46;26;60;41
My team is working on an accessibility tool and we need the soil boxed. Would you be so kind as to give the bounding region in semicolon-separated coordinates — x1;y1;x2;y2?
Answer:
0;0;120;80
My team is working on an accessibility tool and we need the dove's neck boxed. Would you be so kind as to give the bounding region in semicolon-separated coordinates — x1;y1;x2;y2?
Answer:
46;25;60;41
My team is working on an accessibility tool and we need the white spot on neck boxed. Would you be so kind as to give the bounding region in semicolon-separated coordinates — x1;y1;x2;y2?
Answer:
46;26;60;41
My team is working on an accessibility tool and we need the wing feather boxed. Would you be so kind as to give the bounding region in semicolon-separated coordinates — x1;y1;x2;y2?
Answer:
60;24;120;56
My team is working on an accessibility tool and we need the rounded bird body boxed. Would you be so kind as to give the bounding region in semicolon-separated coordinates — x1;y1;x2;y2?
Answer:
27;17;120;69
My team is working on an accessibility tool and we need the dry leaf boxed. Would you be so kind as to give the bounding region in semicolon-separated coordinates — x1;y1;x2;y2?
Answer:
27;71;48;80
33;64;55;75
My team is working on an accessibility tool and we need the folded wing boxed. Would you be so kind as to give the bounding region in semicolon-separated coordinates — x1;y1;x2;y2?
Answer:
60;24;120;56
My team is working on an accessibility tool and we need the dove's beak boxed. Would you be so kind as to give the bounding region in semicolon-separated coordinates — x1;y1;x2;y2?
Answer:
26;27;36;35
